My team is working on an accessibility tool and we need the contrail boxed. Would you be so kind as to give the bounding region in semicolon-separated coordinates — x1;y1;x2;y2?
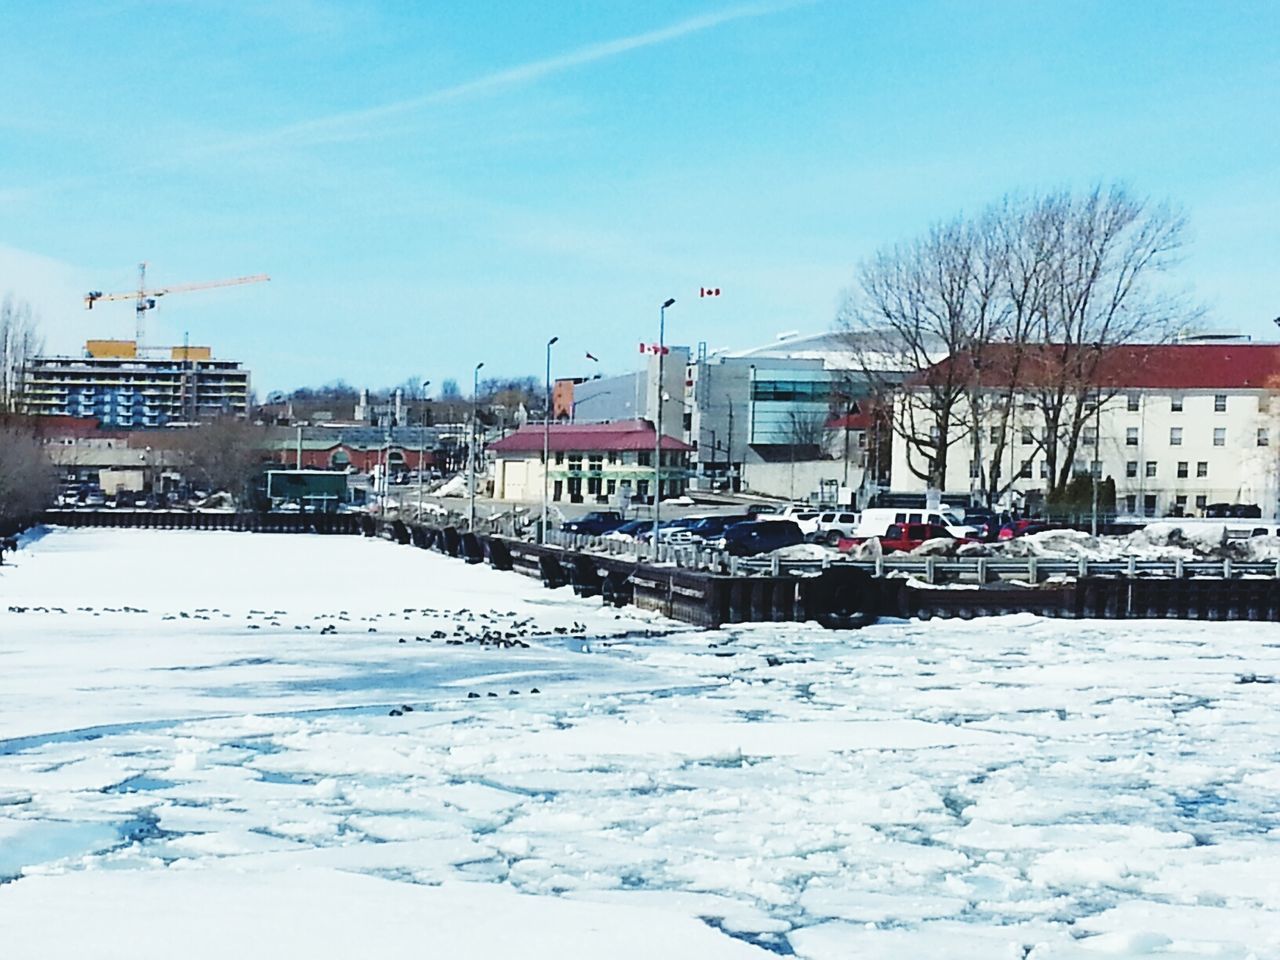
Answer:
236;0;812;149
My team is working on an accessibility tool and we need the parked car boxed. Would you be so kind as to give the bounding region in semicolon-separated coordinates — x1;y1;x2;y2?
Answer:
873;522;975;554
560;511;625;536
813;510;859;545
635;516;704;544
848;507;975;540
83;489;106;508
713;520;806;556
678;514;752;544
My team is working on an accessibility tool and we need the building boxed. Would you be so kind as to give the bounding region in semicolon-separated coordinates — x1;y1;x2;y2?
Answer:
264;425;438;474
889;343;1280;518
488;420;693;504
23;340;250;427
554;347;690;436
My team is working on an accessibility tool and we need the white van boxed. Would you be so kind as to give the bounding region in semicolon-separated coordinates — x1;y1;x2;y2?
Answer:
851;508;975;540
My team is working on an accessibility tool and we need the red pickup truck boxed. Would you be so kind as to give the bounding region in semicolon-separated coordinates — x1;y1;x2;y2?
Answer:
839;522;975;554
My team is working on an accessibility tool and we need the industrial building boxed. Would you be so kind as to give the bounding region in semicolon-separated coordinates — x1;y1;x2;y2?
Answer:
23;340;250;428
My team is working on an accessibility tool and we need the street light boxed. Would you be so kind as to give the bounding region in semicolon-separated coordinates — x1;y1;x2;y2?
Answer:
652;297;675;552
542;337;558;543
469;362;485;530
417;380;431;519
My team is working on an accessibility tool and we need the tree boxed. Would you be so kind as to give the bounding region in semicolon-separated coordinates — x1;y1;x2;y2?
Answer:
173;418;270;503
0;297;43;415
837;184;1198;503
0;420;55;530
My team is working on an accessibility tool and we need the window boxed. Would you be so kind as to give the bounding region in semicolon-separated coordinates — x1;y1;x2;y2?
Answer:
1171;396;1183;412
606;479;617;495
1090;460;1102;477
1144;494;1157;517
1196;461;1208;478
1127;393;1140;412
554;451;564;465
1082;427;1096;446
1177;461;1188;479
1125;494;1137;513
607;451;618;465
1126;461;1138;478
990;426;1001;445
1019;460;1032;479
1214;394;1227;413
1126;427;1139;446
635;479;649;498
567;455;583;471
1021;426;1034;446
969;459;980;479
1213;428;1226;447
1145;461;1157;478
1259;428;1270;447
637;451;651;466
1169;427;1182;446
1175;494;1188;510
1195;495;1207;510
1039;460;1049;479
588;455;603;471
750;379;836;402
586;476;602;495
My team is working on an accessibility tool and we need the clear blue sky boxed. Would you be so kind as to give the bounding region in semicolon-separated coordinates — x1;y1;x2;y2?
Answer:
1;1;1276;395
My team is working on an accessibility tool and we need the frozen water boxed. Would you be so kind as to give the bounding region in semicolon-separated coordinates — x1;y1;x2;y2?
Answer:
1;529;1279;957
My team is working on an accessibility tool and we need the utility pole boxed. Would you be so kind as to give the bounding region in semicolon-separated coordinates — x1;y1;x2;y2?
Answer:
469;362;484;530
542;338;558;543
652;298;675;551
417;380;431;520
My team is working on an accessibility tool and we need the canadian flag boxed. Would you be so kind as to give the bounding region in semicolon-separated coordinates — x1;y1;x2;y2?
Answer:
638;343;670;355
700;287;721;298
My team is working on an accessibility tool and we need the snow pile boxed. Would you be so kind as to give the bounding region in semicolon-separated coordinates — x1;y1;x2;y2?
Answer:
434;474;467;497
770;543;830;562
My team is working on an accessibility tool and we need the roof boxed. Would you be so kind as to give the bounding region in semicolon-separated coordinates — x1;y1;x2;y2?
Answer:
923;343;1280;391
488;419;693;455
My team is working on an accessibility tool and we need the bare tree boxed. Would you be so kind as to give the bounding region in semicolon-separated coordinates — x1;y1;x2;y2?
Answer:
838;185;1197;504
0;297;44;415
172;418;270;503
1025;186;1195;496
837;217;998;491
0;420;56;529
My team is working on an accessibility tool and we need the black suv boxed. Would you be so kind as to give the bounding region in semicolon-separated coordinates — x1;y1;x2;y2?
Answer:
560;511;626;535
715;520;805;556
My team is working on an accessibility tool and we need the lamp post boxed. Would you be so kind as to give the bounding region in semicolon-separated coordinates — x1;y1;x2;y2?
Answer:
469;362;484;530
417;380;431;519
542;337;558;543
652;297;675;551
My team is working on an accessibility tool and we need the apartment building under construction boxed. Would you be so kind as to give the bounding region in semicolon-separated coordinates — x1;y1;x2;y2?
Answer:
23;340;250;428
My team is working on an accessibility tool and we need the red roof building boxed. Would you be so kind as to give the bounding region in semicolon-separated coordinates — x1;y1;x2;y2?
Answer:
489;419;691;505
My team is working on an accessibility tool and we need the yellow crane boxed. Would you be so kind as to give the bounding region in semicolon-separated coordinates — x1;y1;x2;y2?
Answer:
85;262;270;345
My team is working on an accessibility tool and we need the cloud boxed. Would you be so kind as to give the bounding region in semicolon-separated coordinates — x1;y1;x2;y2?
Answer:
218;0;812;151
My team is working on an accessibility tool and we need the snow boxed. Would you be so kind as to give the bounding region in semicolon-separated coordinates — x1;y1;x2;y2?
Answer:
2;529;1280;958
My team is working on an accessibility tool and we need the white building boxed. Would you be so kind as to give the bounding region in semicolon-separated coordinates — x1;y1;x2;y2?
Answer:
888;343;1280;518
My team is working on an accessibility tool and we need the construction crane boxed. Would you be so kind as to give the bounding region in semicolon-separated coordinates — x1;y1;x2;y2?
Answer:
84;262;270;344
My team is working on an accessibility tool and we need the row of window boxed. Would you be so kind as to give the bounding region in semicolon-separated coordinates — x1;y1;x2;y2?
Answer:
750;380;837;402
987;459;1217;481
1123;427;1269;447
1124;460;1210;479
1123;493;1209;517
550;450;682;467
1125;393;1231;413
1017;426;1270;447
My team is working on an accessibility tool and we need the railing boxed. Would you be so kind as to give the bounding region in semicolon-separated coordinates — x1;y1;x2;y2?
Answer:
535;528;1280;583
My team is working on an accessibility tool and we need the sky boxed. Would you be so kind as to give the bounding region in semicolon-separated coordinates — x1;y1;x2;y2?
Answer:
0;0;1277;396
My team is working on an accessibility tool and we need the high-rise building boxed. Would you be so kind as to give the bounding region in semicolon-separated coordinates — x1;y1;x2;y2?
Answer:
23;340;250;428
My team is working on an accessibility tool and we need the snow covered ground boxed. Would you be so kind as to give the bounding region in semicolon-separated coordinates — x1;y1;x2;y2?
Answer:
2;529;1279;958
